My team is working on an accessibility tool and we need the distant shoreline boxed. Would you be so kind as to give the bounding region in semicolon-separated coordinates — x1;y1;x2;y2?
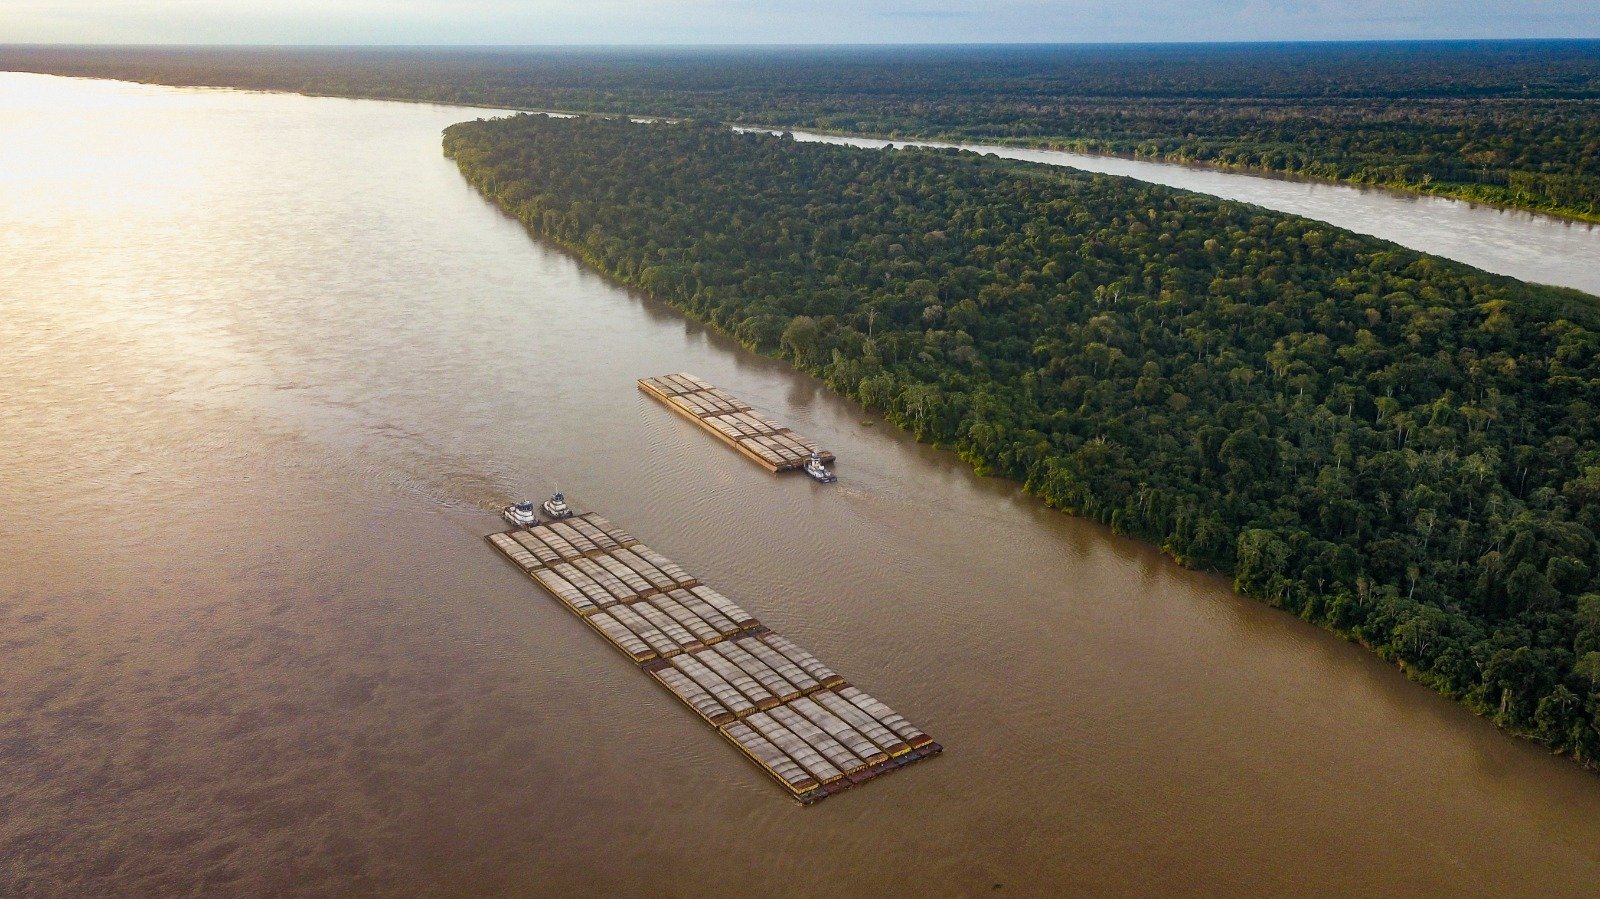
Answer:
6;66;1597;229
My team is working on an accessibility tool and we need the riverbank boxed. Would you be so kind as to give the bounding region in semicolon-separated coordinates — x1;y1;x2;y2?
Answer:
445;113;1600;775
486;176;1600;774
746;121;1600;226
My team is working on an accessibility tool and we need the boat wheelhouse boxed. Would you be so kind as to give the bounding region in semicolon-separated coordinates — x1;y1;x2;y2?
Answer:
542;492;574;518
502;500;539;528
803;453;837;483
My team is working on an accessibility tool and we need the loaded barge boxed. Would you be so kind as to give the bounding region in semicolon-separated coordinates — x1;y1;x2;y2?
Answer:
487;511;939;803
639;373;836;476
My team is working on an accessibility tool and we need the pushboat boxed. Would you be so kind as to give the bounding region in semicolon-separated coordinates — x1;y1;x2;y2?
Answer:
502;500;539;528
542;492;575;518
803;453;837;483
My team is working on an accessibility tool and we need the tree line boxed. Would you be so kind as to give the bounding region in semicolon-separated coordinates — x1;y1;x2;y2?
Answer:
443;114;1600;765
8;43;1599;220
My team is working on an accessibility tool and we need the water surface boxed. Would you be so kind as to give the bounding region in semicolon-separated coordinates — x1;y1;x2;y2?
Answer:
4;72;1600;896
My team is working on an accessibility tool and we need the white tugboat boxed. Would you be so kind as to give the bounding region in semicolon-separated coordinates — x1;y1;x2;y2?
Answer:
803;452;837;483
501;500;539;528
542;492;574;519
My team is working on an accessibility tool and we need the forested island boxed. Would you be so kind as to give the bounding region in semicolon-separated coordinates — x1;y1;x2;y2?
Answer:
443;114;1600;765
7;42;1599;220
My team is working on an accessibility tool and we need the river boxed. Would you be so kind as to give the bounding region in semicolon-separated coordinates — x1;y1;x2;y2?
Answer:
764;130;1600;298
3;71;1600;896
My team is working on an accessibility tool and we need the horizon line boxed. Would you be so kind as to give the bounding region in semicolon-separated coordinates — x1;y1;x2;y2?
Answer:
6;38;1600;50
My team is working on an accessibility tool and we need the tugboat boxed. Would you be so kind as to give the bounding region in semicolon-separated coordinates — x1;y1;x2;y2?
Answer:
501;500;539;529
542;492;575;519
803;452;837;483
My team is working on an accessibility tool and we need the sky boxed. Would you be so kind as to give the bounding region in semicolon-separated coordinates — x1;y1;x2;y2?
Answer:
3;0;1598;45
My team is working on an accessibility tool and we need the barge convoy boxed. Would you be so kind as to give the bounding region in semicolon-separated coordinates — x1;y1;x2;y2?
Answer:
489;507;938;803
639;373;837;481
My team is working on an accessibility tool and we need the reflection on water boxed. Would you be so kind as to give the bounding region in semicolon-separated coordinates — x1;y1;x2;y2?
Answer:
4;72;1600;895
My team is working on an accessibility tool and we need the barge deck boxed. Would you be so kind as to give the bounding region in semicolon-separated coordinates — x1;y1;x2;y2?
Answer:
639;373;834;473
488;513;938;803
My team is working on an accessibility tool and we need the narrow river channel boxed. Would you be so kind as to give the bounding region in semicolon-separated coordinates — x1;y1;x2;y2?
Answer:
769;129;1600;298
3;72;1599;895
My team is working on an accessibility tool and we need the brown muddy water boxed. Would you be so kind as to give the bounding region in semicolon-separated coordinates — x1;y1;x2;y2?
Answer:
3;72;1600;896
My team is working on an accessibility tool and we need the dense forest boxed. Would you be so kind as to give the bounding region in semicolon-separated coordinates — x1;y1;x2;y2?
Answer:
8;43;1599;220
442;114;1600;765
